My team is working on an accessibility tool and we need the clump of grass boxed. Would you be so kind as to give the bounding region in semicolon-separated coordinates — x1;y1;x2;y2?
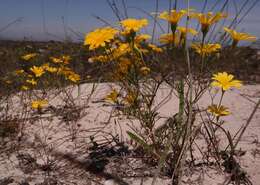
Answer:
82;1;258;184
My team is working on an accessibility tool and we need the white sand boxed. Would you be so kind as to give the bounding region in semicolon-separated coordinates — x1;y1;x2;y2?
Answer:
0;83;259;185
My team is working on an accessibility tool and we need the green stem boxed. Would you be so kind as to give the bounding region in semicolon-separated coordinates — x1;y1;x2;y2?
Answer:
177;79;184;128
200;34;206;73
218;90;225;108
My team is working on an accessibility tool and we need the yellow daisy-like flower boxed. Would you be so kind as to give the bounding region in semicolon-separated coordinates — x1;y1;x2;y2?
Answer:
57;66;72;76
62;55;71;64
15;69;25;75
211;72;242;91
105;89;119;103
207;104;231;117
46;66;58;73
177;27;198;45
191;43;221;56
113;43;131;58
116;58;132;77
26;78;37;86
21;53;37;61
223;27;257;47
124;91;137;105
88;55;110;63
159;9;187;25
50;57;62;64
140;66;151;75
30;66;45;77
21;85;29;91
42;63;58;73
84;27;118;50
67;73;80;83
31;100;48;110
90;43;131;63
50;55;71;64
191;12;227;35
134;34;151;43
120;18;148;33
148;44;163;53
177;27;198;36
159;33;180;45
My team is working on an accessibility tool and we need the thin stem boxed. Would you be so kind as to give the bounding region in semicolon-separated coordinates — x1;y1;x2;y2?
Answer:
233;99;260;149
218;90;225;108
152;0;159;43
200;34;206;73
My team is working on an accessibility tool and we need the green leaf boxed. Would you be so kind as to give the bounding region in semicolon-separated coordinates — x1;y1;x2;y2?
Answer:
126;131;152;152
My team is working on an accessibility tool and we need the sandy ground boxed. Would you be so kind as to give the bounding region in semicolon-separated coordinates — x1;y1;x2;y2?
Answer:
0;83;259;185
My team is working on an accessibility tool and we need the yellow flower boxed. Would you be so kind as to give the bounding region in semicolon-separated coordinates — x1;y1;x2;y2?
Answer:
31;100;48;109
117;58;132;75
84;27;118;50
192;43;221;56
208;104;230;117
140;66;151;75
57;66;72;75
211;72;242;91
159;33;179;45
89;43;131;63
113;43;131;58
21;85;29;91
26;78;37;86
191;12;227;35
148;44;163;53
88;55;110;63
177;27;198;36
120;18;148;33
15;69;25;75
42;63;58;73
223;27;256;47
50;55;71;64
30;66;45;77
159;9;187;25
134;34;151;43
50;57;62;64
46;66;58;73
105;89;119;103
21;53;37;61
62;55;71;64
177;27;198;45
124;91;137;105
67;73;80;83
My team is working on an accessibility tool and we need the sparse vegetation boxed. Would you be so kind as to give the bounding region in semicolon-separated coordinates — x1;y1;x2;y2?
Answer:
0;1;260;185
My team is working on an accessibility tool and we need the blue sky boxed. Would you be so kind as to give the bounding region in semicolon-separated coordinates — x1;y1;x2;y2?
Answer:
0;0;259;42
